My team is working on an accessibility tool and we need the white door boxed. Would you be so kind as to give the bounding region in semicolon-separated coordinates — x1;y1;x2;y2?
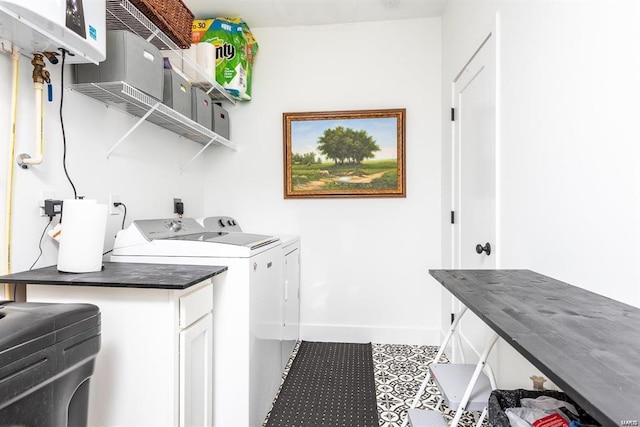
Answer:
453;32;497;271
451;32;497;361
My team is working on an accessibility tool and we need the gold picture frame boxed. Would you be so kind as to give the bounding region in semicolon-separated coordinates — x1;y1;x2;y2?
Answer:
283;109;406;199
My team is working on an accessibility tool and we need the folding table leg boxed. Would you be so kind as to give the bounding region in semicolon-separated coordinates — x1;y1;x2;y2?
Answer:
400;306;468;427
449;332;499;427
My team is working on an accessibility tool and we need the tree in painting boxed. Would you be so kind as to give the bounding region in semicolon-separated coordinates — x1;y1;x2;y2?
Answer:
317;126;381;165
292;152;320;165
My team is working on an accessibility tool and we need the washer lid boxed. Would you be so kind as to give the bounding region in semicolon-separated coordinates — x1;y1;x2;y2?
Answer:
166;231;280;249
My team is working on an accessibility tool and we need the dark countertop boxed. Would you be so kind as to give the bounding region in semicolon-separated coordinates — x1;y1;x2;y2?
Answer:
0;262;227;290
430;269;640;426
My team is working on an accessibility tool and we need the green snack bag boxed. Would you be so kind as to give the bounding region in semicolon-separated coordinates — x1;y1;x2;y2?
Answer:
192;17;258;101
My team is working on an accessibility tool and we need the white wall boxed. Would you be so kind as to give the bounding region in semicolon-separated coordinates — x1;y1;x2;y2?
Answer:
0;53;207;280
441;0;640;388
202;18;443;344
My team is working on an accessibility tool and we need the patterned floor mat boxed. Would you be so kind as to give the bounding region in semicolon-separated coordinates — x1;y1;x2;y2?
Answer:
266;342;378;427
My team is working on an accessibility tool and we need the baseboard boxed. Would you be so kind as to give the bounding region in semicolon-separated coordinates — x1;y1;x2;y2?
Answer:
299;323;441;346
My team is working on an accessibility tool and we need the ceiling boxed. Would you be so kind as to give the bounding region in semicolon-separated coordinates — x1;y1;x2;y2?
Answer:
185;0;446;28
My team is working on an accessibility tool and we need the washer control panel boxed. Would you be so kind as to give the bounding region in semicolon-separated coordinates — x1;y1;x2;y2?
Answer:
201;216;243;232
133;218;206;241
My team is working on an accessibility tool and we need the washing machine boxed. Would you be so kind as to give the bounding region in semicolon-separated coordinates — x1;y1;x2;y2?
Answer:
200;217;301;370
111;217;282;427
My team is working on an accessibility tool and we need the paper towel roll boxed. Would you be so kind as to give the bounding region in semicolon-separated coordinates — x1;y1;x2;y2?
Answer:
57;199;108;273
183;44;200;83
196;42;216;82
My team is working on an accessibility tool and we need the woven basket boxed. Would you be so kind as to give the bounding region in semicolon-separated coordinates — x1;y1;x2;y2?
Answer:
130;0;194;48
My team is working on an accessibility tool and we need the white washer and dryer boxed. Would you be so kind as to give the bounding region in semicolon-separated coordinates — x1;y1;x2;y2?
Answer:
200;217;301;371
111;217;284;427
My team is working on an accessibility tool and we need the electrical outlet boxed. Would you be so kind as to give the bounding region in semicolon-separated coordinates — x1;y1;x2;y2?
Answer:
109;194;121;215
39;190;56;217
173;198;184;215
44;200;63;217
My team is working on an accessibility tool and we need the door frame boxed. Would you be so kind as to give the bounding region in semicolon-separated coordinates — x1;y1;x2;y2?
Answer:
443;15;501;362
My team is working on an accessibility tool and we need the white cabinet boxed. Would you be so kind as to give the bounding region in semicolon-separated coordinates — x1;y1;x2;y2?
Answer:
281;236;301;369
179;283;214;427
180;312;213;427
27;278;217;427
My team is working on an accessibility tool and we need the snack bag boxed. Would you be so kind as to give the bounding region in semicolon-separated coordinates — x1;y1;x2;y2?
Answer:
192;17;258;101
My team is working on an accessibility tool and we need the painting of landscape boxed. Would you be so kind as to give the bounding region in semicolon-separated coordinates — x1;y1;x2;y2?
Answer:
283;109;405;198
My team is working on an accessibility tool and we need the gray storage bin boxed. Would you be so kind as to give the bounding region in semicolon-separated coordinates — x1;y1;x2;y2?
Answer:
163;69;192;118
213;103;230;140
191;88;212;130
75;30;164;101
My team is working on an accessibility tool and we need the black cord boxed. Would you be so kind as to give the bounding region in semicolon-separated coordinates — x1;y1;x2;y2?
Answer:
115;202;127;229
100;203;128;257
59;49;78;199
29;217;53;271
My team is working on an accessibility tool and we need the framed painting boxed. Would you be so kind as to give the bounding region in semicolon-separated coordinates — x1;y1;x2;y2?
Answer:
283;109;406;199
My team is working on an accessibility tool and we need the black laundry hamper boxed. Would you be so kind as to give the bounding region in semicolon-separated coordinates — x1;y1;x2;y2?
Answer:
488;389;601;427
0;301;101;427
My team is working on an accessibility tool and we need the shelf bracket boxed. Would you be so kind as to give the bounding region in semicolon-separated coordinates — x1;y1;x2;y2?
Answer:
107;102;160;157
180;137;217;173
145;28;162;44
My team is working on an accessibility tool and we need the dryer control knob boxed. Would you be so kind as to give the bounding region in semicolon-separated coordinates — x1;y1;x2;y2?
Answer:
169;220;182;232
218;219;225;227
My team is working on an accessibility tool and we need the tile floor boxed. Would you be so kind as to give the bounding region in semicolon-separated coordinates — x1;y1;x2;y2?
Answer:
265;342;487;427
373;343;484;427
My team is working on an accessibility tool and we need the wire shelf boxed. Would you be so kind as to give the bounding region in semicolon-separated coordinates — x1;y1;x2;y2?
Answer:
70;0;238;169
70;82;236;150
105;0;234;104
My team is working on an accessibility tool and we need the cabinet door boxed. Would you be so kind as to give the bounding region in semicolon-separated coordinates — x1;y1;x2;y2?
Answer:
180;312;213;427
